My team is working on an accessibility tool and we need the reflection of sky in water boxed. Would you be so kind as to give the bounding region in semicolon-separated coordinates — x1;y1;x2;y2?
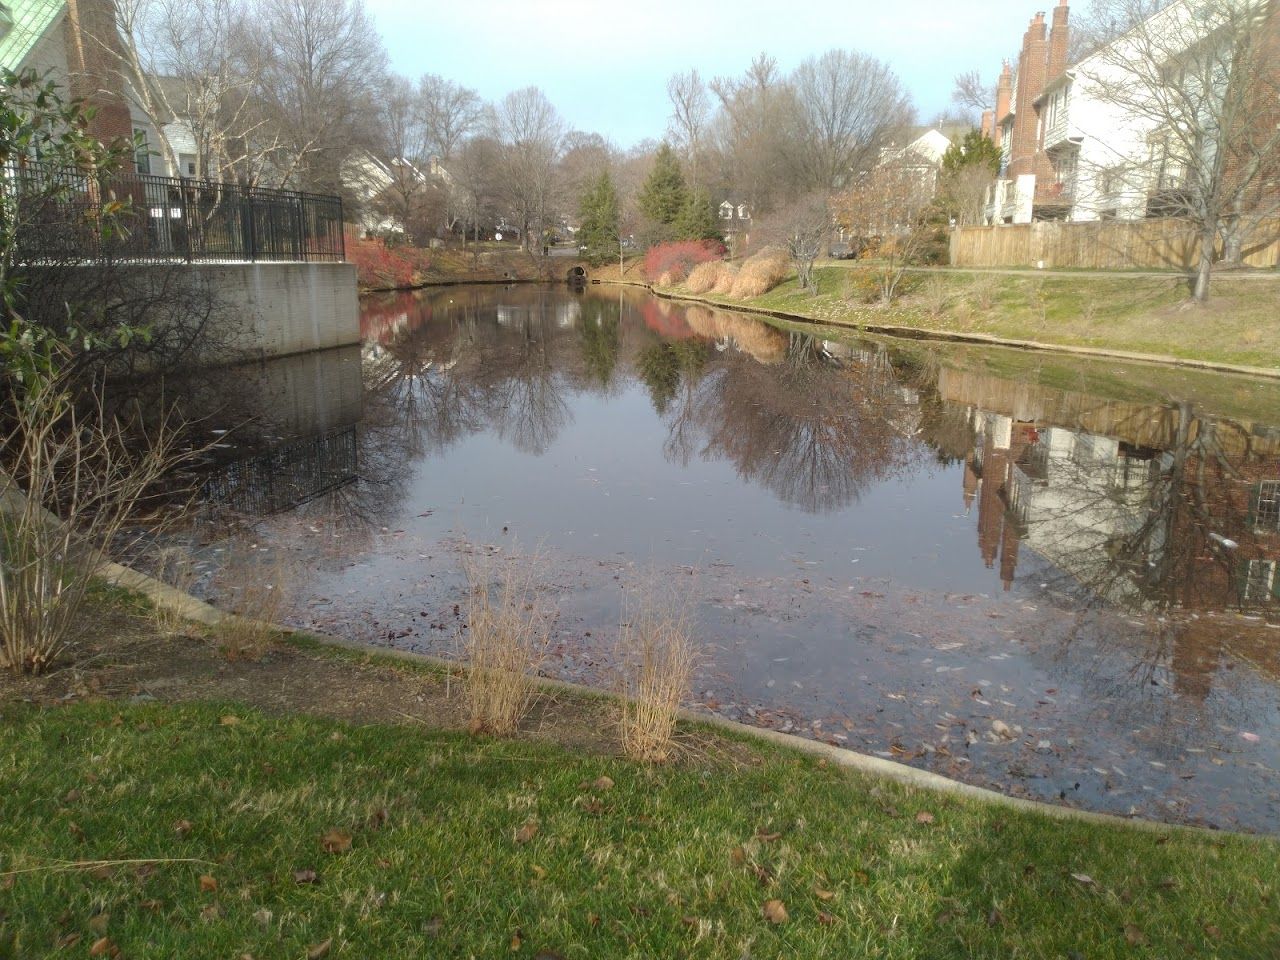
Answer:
207;285;1280;833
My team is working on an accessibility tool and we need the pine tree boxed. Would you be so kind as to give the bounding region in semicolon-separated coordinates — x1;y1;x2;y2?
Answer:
675;188;722;243
637;142;688;242
941;130;1002;177
576;170;620;265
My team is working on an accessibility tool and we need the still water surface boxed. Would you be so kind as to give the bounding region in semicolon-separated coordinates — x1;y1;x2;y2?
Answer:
201;285;1280;832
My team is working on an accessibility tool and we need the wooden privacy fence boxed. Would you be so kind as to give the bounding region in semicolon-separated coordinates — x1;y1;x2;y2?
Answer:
950;218;1280;270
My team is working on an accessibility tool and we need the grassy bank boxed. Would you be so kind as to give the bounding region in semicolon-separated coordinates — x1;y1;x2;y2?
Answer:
647;263;1280;371
2;696;1277;959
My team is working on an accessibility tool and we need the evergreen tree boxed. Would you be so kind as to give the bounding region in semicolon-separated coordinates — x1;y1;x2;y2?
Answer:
637;142;688;242
576;170;620;265
941;130;1002;177
674;188;722;243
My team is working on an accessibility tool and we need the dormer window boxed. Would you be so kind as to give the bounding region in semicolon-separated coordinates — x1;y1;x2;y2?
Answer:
719;201;733;220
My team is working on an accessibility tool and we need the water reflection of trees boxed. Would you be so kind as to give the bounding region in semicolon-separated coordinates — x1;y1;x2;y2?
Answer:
658;320;926;513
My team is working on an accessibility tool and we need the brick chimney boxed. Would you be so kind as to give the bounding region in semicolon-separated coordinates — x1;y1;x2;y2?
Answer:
994;61;1013;146
63;0;136;147
981;110;995;141
1048;0;1070;82
1008;13;1049;178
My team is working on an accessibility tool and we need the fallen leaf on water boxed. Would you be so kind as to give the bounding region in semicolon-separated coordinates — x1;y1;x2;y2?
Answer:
306;939;332;959
514;821;538;845
762;899;788;924
321;828;352;854
198;874;218;893
1124;924;1148;946
915;811;935;825
1240;732;1261;743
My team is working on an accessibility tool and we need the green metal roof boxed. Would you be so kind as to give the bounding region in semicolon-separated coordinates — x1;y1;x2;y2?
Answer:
0;0;64;75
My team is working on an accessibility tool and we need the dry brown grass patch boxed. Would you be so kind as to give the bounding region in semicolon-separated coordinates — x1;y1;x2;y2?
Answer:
617;589;696;763
461;549;551;736
211;545;294;661
730;249;791;298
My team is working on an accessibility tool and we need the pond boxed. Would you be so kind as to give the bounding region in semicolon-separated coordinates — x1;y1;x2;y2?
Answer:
192;284;1280;833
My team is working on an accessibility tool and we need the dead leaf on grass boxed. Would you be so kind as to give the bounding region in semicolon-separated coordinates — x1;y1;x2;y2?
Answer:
198;874;218;892
915;811;935;825
514;821;539;845
1071;873;1095;886
814;888;835;902
321;828;352;854
1124;924;1148;946
292;869;319;884
219;715;241;727
88;937;117;958
306;939;332;959
762;899;788;924
817;911;838;925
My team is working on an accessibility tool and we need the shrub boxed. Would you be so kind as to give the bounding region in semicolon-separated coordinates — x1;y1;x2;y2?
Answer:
730;248;791;298
644;240;725;284
683;260;735;295
711;264;740;295
617;591;695;763
347;233;431;290
462;550;551;736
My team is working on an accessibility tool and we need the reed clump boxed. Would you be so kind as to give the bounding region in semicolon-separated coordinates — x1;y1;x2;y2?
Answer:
730;248;791;298
617;590;696;763
462;550;551;736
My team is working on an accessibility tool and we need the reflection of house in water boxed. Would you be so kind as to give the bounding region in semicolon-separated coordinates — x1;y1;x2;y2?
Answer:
950;374;1280;618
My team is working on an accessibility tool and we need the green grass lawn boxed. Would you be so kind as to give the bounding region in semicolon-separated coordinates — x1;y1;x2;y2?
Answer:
2;701;1276;959
665;265;1280;371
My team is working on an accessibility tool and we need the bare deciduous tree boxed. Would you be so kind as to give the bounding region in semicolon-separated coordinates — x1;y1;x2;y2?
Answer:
419;74;482;162
666;69;711;187
490;87;565;253
1079;0;1280;301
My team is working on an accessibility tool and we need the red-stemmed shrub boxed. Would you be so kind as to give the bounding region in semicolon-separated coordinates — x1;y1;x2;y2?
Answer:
643;240;725;284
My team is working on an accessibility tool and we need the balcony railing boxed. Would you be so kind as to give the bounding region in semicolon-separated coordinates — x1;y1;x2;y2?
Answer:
3;160;345;263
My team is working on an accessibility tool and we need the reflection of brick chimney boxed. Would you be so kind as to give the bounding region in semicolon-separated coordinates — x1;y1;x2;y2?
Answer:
1049;0;1070;82
1009;13;1049;178
963;457;979;510
994;62;1013;146
999;515;1020;591
64;0;136;146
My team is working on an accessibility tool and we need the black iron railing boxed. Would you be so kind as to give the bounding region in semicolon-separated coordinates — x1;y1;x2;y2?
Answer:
3;160;345;263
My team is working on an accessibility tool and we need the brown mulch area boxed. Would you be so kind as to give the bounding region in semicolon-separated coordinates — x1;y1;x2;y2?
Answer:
0;602;642;760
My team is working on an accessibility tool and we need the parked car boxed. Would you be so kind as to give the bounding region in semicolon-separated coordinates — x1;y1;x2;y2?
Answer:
828;242;855;260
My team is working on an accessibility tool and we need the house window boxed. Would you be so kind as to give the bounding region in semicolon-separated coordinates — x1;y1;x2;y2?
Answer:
134;129;152;175
719;202;733;220
1256;481;1280;531
179;153;198;177
1242;560;1277;602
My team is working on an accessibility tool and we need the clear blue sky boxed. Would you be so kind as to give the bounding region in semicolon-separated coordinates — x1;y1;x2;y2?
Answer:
366;0;1045;147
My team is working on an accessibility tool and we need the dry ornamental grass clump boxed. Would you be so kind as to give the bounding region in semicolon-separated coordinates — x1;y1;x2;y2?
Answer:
683;260;737;295
617;591;696;763
212;545;294;661
730;248;791;298
462;550;551;736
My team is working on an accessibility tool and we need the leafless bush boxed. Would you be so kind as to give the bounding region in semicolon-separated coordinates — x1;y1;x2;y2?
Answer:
968;272;999;311
730;248;791;298
920;274;951;317
211;545;294;661
617;589;696;763
0;380;183;675
462;549;551;735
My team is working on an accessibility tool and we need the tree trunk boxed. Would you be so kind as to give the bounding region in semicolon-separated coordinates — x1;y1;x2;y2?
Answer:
1193;221;1216;303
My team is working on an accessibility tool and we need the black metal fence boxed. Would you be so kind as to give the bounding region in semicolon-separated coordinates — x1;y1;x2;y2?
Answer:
4;161;345;263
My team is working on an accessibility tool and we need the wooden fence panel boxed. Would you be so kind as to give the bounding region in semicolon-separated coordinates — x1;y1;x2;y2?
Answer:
950;218;1280;270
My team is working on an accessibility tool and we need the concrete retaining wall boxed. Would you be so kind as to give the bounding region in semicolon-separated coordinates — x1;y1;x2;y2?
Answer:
202;262;359;359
